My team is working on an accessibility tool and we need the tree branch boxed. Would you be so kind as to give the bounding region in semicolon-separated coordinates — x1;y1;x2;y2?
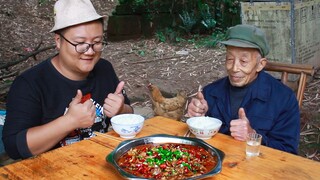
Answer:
0;45;55;70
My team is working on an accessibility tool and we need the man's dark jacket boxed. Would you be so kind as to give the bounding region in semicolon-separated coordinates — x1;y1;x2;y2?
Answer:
203;71;300;154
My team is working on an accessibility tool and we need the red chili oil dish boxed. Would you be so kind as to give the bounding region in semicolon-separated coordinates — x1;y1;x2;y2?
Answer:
117;143;217;179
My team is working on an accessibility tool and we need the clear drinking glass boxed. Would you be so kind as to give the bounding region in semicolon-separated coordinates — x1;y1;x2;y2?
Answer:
246;133;262;157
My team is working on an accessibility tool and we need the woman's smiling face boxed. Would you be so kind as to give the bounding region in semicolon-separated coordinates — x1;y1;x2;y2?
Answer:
225;46;266;87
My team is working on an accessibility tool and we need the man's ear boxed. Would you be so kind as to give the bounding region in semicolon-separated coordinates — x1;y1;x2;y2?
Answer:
54;33;61;49
256;57;267;72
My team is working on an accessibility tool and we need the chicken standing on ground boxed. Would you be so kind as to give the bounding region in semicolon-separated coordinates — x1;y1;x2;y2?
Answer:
147;83;187;121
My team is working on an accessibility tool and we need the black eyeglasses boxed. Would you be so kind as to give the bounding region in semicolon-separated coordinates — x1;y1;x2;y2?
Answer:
58;33;107;53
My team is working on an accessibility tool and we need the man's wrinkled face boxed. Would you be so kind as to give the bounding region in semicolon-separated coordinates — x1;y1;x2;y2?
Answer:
225;46;266;87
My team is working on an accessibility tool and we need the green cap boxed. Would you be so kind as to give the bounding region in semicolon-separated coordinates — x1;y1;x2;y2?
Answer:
220;24;270;57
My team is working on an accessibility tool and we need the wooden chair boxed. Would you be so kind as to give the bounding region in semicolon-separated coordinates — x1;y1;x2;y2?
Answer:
264;61;315;108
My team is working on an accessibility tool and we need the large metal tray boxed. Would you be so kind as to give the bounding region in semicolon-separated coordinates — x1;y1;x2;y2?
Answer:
106;134;225;180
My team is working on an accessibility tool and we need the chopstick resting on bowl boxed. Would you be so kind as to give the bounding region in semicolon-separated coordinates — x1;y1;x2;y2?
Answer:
183;130;191;137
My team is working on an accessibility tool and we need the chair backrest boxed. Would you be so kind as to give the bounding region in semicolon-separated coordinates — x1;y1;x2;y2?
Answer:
264;61;315;108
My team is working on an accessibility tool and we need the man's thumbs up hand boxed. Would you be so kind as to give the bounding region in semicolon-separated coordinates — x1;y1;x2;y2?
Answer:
187;90;208;117
65;90;95;129
114;81;125;95
238;108;248;121
230;108;255;141
103;81;126;118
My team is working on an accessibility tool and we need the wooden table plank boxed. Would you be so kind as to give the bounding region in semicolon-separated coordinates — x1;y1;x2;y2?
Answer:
207;133;319;179
0;140;121;179
0;116;319;179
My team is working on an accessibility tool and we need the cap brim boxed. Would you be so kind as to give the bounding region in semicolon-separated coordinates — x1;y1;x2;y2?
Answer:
219;39;260;49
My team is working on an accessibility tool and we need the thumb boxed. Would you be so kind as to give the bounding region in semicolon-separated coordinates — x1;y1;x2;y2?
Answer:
70;90;82;105
238;108;247;120
197;91;204;100
114;81;125;94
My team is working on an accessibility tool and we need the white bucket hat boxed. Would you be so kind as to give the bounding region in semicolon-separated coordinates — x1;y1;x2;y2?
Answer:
50;0;105;32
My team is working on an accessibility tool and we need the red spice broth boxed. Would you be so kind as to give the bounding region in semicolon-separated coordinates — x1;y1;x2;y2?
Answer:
117;143;217;179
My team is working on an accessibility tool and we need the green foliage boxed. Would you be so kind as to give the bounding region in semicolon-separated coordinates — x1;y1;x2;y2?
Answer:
222;0;240;14
133;0;145;7
214;0;241;28
199;3;216;30
38;0;49;5
116;0;240;46
197;31;225;48
155;28;182;43
118;0;166;21
178;1;219;35
155;31;166;42
117;0;240;29
179;11;197;34
138;50;146;56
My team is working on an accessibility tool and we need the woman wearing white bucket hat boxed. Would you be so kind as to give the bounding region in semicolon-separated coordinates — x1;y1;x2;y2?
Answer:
2;0;133;160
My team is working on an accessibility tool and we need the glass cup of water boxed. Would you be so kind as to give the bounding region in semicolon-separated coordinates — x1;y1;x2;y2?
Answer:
246;133;262;157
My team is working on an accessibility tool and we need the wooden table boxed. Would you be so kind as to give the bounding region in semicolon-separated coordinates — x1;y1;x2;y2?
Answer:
0;116;319;179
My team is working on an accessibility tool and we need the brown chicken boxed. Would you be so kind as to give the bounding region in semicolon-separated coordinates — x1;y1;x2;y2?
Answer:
147;83;187;121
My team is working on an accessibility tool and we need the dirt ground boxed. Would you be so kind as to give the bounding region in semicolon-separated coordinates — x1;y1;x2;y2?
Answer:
0;0;319;161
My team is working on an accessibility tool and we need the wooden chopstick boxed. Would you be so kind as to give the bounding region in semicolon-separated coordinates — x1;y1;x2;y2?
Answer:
198;84;202;92
188;84;203;98
93;131;123;142
183;130;191;137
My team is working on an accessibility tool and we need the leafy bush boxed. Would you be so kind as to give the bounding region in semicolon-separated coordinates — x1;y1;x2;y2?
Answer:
155;28;182;43
179;11;197;35
38;0;49;5
178;1;217;35
199;3;216;30
197;31;225;48
116;0;240;46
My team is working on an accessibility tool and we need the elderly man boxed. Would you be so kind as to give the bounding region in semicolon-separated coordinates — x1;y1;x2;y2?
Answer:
2;0;133;159
187;24;300;154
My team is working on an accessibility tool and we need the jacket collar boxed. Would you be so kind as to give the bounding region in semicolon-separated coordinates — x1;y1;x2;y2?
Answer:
250;71;271;102
208;71;271;102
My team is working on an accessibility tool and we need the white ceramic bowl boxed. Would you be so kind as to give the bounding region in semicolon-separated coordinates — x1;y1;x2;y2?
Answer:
186;116;222;140
111;114;145;139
